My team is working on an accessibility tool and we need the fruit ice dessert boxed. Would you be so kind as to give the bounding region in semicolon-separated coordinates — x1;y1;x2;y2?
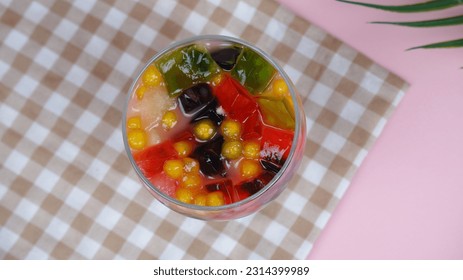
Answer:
125;41;296;208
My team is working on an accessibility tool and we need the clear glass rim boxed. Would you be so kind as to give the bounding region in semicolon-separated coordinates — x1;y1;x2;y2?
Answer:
122;34;303;212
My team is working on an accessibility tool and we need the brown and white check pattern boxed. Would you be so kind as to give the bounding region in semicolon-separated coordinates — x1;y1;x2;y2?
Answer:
0;0;408;259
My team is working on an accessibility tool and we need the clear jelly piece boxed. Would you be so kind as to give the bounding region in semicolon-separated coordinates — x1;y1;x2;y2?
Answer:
155;44;220;97
231;46;276;94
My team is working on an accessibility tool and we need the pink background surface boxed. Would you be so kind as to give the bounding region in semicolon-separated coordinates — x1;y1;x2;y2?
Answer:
277;0;463;259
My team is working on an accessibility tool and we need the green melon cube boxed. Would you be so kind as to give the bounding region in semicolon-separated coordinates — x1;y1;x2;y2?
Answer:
155;44;220;97
231;47;276;94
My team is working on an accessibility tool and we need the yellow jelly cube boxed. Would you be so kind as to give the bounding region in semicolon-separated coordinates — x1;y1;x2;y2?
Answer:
135;85;147;100
243;141;261;159
220;119;241;140
161;110;177;130
183;157;200;174
127;116;142;129
193;119;216;141
142;64;162;87
163;159;184;179
176;188;194;204
194;194;207;206
127;129;147;150
180;173;201;189
257;98;295;130
283;95;295;119
272;78;289;99
239;159;261;179
221;140;242;160
206;191;225;207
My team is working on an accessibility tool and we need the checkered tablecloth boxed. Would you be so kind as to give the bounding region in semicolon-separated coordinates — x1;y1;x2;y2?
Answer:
0;0;408;259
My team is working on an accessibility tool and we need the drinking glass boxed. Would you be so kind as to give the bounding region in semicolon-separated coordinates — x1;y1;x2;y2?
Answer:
123;35;306;220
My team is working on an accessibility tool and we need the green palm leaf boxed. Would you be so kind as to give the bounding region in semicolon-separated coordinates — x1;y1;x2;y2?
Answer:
408;38;463;50
337;0;463;51
372;15;463;28
336;0;463;13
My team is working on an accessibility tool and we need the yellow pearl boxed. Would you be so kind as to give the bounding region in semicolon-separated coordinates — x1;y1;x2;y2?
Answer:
180;173;201;189
183;157;200;174
163;159;184;179
221;140;243;160
211;73;224;86
173;141;193;158
206;191;225;207
272;78;288;99
141;64;162;87
194;194;207;206
193;119;216;141
127;129;147;150
220;119;241;140
135;85;147;100
127;116;142;129
176;188;194;204
239;159;261;179
242;141;261;159
161;110;177;130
